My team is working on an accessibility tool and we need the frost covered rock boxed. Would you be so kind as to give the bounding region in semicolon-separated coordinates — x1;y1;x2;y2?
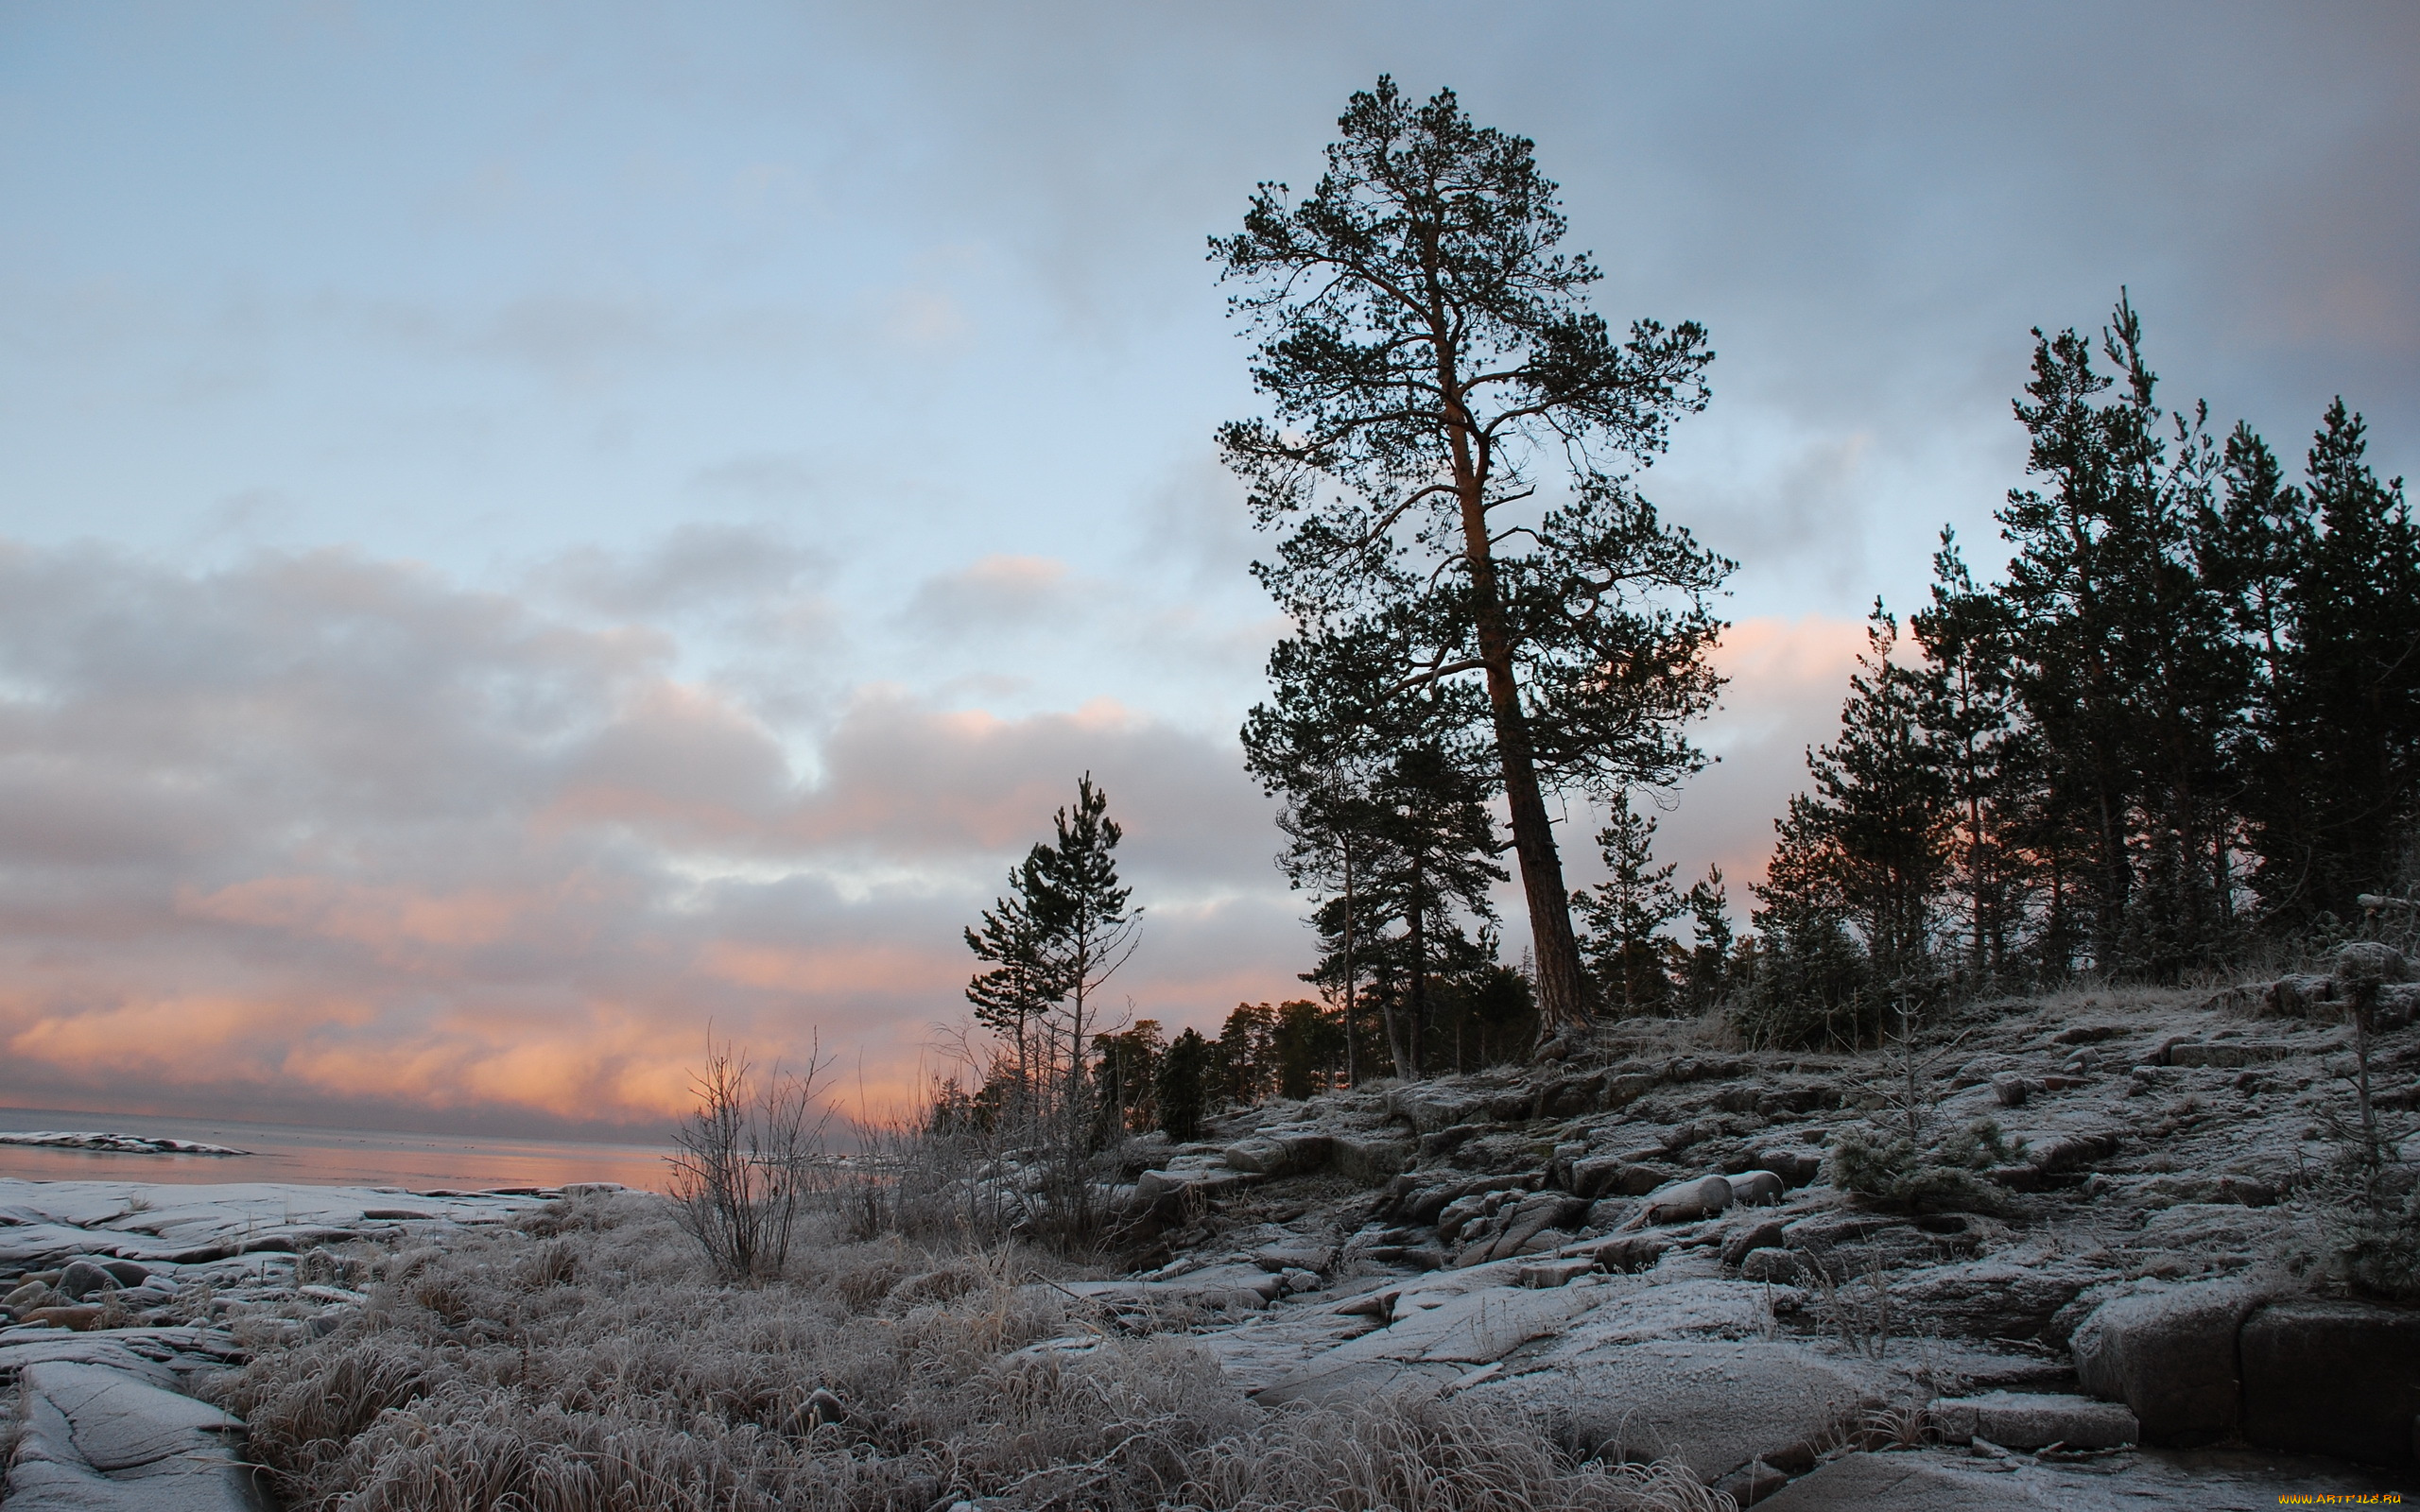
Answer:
1893;1258;2107;1343
1643;1174;1734;1225
1720;1219;1786;1268
1253;1277;1605;1404
1450;1193;1587;1266
1387;1085;1492;1133
1465;1333;1874;1484
1219;1130;1330;1177
56;1261;121;1301
1517;1257;1594;1288
1328;1132;1411;1183
3;1359;267;1510
1726;1169;1786;1207
1753;1146;1823;1188
1931;1390;2137;1449
1754;1453;2043;1511
1569;1155;1667;1199
2070;1280;2258;1445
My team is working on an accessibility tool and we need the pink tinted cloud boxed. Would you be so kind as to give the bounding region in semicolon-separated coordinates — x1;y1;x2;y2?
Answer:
0;544;1866;1135
1648;613;1871;892
0;542;1308;1132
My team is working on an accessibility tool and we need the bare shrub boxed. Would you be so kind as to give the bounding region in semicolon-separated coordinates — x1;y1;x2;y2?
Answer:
666;1037;835;1281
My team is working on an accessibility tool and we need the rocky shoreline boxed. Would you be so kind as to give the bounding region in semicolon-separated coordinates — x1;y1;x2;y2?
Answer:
0;1180;592;1508
2;955;2415;1508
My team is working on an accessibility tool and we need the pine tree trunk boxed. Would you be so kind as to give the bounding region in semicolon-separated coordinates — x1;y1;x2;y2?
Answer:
1453;484;1589;1040
1342;838;1357;1087
1408;857;1428;1077
1378;966;1417;1083
1435;334;1590;1043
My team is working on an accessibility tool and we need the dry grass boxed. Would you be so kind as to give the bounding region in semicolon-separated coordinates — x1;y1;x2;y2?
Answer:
220;1192;1727;1512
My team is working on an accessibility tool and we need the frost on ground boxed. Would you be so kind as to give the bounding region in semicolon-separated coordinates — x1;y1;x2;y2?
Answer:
215;1197;1723;1511
0;1185;1723;1511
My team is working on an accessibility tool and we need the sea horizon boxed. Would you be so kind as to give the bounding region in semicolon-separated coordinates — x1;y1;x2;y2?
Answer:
0;1104;675;1194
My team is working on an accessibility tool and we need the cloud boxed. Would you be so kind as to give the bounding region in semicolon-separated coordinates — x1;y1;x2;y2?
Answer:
534;522;825;621
0;541;1305;1135
1637;613;1873;894
900;554;1074;640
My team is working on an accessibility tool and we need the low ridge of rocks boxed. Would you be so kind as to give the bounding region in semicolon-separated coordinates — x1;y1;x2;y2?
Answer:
1043;949;2417;1504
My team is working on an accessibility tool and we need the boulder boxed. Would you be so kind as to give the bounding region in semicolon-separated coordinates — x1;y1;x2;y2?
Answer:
1721;1219;1787;1268
1727;1170;1786;1207
2069;1280;2258;1445
1740;1248;1801;1283
1453;1193;1588;1266
1329;1133;1411;1183
1892;1259;2105;1344
1601;1072;1657;1109
1754;1147;1824;1188
1417;1125;1478;1160
1610;1162;1671;1196
1392;1172;1530;1225
1220;1131;1331;1177
1579;1233;1671;1274
1568;1154;1625;1198
1517;1257;1595;1289
1253;1280;1606;1405
1251;1244;1336;1275
1534;1073;1606;1118
2239;1297;2420;1465
2264;973;2339;1018
1434;1192;1504;1242
1388;1086;1490;1133
1132;1163;1255;1204
55;1260;120;1301
1582;1197;1635;1230
1930;1390;2137;1450
1643;1175;1734;1225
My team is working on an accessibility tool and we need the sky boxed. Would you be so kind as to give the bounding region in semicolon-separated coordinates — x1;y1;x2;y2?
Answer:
0;2;2412;1137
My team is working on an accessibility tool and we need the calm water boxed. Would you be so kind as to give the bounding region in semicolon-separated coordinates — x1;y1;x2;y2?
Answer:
0;1107;673;1193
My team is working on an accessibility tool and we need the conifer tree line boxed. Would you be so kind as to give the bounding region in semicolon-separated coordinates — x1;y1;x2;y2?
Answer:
1739;294;2418;1049
953;79;2417;1133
